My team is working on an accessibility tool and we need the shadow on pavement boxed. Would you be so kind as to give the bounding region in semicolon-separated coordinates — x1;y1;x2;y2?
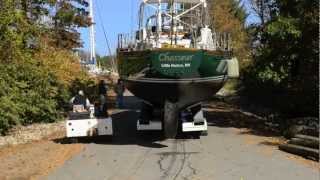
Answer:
54;109;168;148
204;109;281;137
54;94;206;147
54;108;201;148
258;141;282;147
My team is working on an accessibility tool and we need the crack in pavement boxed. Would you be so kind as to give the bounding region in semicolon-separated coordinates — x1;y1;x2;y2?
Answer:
182;160;198;180
158;140;179;180
157;154;166;172
173;141;187;180
129;148;153;177
108;148;152;180
183;139;202;180
157;139;201;180
187;161;197;176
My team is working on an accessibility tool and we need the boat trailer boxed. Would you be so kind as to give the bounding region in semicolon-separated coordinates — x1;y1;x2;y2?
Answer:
137;102;207;138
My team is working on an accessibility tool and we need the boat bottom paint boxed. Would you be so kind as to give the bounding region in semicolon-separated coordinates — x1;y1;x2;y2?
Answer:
124;76;227;109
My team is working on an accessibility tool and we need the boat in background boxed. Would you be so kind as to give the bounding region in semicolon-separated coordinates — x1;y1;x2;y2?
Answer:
117;0;239;138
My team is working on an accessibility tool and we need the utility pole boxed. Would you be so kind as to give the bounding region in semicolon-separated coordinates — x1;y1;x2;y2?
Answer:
89;0;96;67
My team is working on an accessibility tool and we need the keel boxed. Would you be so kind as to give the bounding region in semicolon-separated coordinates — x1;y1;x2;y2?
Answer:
163;100;179;138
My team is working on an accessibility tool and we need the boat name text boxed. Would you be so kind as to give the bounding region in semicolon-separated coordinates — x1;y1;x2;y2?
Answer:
159;53;194;62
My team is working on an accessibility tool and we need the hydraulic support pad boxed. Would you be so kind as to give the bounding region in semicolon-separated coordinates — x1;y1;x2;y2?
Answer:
137;120;162;131
182;120;207;132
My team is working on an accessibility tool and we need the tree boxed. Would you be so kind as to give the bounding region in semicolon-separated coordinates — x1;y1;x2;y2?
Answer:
97;55;115;70
243;0;319;117
210;0;250;69
0;0;37;63
249;0;275;26
52;0;91;49
0;0;94;134
16;0;92;49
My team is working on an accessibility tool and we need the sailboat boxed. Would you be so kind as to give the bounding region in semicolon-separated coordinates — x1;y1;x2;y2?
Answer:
117;0;239;138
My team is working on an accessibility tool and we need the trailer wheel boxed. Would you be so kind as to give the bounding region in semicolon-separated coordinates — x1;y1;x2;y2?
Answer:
164;100;179;138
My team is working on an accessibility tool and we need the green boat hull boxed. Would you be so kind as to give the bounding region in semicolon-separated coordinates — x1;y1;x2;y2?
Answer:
118;49;230;78
117;48;231;108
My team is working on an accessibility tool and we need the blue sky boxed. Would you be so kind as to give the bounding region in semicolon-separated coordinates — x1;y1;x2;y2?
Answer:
80;0;259;56
80;0;140;56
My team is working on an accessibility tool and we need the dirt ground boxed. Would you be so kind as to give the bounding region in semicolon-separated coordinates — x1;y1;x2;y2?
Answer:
0;128;84;180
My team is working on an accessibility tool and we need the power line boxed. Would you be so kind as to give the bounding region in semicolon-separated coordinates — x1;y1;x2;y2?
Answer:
95;0;112;57
131;0;134;35
95;0;117;72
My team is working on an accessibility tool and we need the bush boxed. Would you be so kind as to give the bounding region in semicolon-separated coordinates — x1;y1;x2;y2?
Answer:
242;58;318;118
69;78;98;103
0;63;62;134
0;0;95;135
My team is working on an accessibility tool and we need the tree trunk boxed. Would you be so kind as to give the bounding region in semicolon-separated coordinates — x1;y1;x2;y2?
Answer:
294;134;319;142
279;144;319;160
289;138;319;149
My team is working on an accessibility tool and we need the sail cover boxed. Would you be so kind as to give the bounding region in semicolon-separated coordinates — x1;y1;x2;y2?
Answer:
145;0;204;4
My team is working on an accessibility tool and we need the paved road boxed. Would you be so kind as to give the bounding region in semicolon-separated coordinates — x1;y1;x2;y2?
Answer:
46;96;319;180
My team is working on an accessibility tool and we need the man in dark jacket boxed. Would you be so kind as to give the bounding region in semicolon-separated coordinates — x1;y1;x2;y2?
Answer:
115;79;125;108
70;90;91;111
98;80;109;117
98;80;108;95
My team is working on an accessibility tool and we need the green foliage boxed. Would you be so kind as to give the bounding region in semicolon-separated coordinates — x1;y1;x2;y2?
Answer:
0;0;94;134
69;78;97;103
210;0;251;69
96;55;114;70
0;0;37;63
243;0;319;117
51;0;91;49
0;63;61;134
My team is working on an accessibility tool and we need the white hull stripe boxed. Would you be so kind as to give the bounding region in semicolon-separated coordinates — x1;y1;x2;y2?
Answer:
126;75;227;83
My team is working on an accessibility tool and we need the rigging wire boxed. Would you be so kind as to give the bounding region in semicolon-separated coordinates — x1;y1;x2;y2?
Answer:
95;0;117;73
130;0;134;37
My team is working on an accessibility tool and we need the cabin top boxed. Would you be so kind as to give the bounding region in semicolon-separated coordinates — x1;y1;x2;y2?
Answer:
118;0;232;52
145;0;205;4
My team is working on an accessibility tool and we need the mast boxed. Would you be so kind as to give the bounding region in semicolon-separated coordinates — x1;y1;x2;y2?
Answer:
157;0;162;47
203;0;209;27
170;0;174;45
89;0;96;66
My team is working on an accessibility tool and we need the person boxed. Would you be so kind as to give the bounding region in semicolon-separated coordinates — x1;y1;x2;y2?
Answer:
98;80;108;95
98;80;109;117
70;90;91;111
115;79;125;108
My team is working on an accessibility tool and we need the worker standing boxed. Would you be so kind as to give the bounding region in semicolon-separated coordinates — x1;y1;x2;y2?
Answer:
98;80;108;117
115;79;125;109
